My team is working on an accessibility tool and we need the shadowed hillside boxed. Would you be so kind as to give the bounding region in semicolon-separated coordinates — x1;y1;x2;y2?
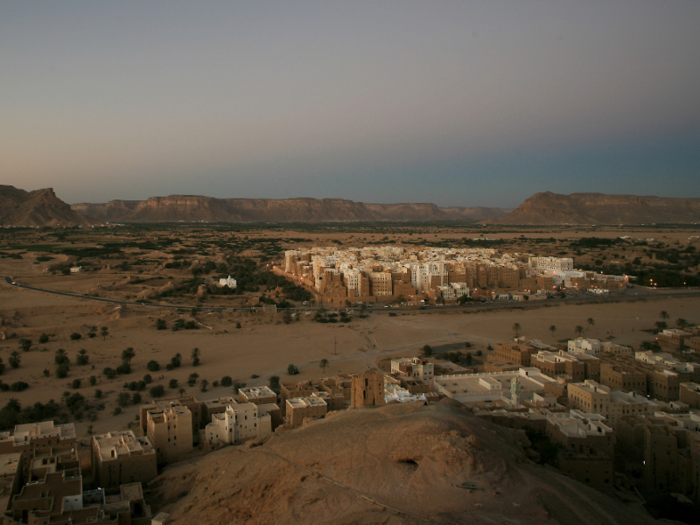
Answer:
151;402;658;525
0;185;100;227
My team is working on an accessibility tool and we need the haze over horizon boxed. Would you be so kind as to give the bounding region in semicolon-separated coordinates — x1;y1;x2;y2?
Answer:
2;1;699;208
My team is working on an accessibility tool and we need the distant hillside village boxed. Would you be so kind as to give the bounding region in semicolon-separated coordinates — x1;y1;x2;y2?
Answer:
282;247;628;305
3;326;700;522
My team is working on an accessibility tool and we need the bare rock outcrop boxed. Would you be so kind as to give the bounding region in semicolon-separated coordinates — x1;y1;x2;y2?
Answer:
0;185;100;227
151;402;657;525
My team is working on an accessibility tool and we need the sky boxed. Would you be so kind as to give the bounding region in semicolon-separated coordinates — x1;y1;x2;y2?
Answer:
1;1;699;208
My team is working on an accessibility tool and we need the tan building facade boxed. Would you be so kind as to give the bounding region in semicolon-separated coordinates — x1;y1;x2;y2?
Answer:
285;396;328;428
146;406;193;462
92;430;157;488
0;422;76;477
351;370;385;409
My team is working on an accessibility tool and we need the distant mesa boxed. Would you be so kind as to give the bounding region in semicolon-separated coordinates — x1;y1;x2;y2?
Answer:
484;192;700;225
71;195;512;223
0;185;100;228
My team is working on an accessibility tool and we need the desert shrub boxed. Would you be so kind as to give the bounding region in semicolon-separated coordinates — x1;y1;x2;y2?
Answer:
147;360;160;372
69;332;81;341
149;385;165;398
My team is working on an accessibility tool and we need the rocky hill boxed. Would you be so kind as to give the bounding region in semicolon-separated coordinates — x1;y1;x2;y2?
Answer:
72;196;510;223
0;185;100;227
151;402;657;525
486;192;700;225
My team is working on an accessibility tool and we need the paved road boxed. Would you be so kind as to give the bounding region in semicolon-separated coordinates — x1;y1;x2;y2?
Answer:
4;276;700;316
2;276;242;311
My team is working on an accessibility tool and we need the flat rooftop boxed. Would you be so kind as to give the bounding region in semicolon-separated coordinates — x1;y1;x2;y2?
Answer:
0;452;21;477
5;421;75;445
203;397;237;409
239;386;277;399
436;368;556;402
93;431;154;461
286;396;327;409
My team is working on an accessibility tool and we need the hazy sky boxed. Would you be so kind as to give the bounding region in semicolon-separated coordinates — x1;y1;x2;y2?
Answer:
2;1;699;207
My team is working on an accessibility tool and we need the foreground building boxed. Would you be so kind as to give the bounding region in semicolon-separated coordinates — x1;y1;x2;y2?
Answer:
567;380;659;425
0;422;76;477
285;396;328;429
434;368;556;405
146;405;193;462
205;402;272;447
91;431;157;489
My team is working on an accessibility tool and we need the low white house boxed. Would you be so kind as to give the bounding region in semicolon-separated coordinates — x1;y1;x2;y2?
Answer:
219;275;237;289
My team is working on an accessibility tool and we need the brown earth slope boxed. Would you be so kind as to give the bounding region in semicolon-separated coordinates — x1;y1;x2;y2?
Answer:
486;192;700;225
151;402;658;525
72;196;510;223
0;185;100;227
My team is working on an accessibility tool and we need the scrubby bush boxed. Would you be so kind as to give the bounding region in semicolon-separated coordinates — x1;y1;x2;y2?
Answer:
147;360;160;372
149;385;165;398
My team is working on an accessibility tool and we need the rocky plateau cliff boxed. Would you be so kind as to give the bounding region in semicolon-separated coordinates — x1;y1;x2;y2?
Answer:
0;185;100;227
486;192;700;225
72;195;510;223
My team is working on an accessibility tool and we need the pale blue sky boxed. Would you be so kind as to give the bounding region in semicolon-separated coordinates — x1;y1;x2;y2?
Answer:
1;1;699;207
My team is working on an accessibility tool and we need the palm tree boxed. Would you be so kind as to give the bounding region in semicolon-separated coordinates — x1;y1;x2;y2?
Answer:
320;358;329;372
191;348;200;367
586;318;595;331
512;323;521;337
549;325;557;338
575;325;584;337
660;311;670;321
121;347;135;365
100;326;109;340
676;318;688;330
178;387;186;397
55;348;68;365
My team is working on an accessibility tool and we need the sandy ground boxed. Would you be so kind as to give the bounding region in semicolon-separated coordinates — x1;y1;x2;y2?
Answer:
2;225;699;441
2;270;699;440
